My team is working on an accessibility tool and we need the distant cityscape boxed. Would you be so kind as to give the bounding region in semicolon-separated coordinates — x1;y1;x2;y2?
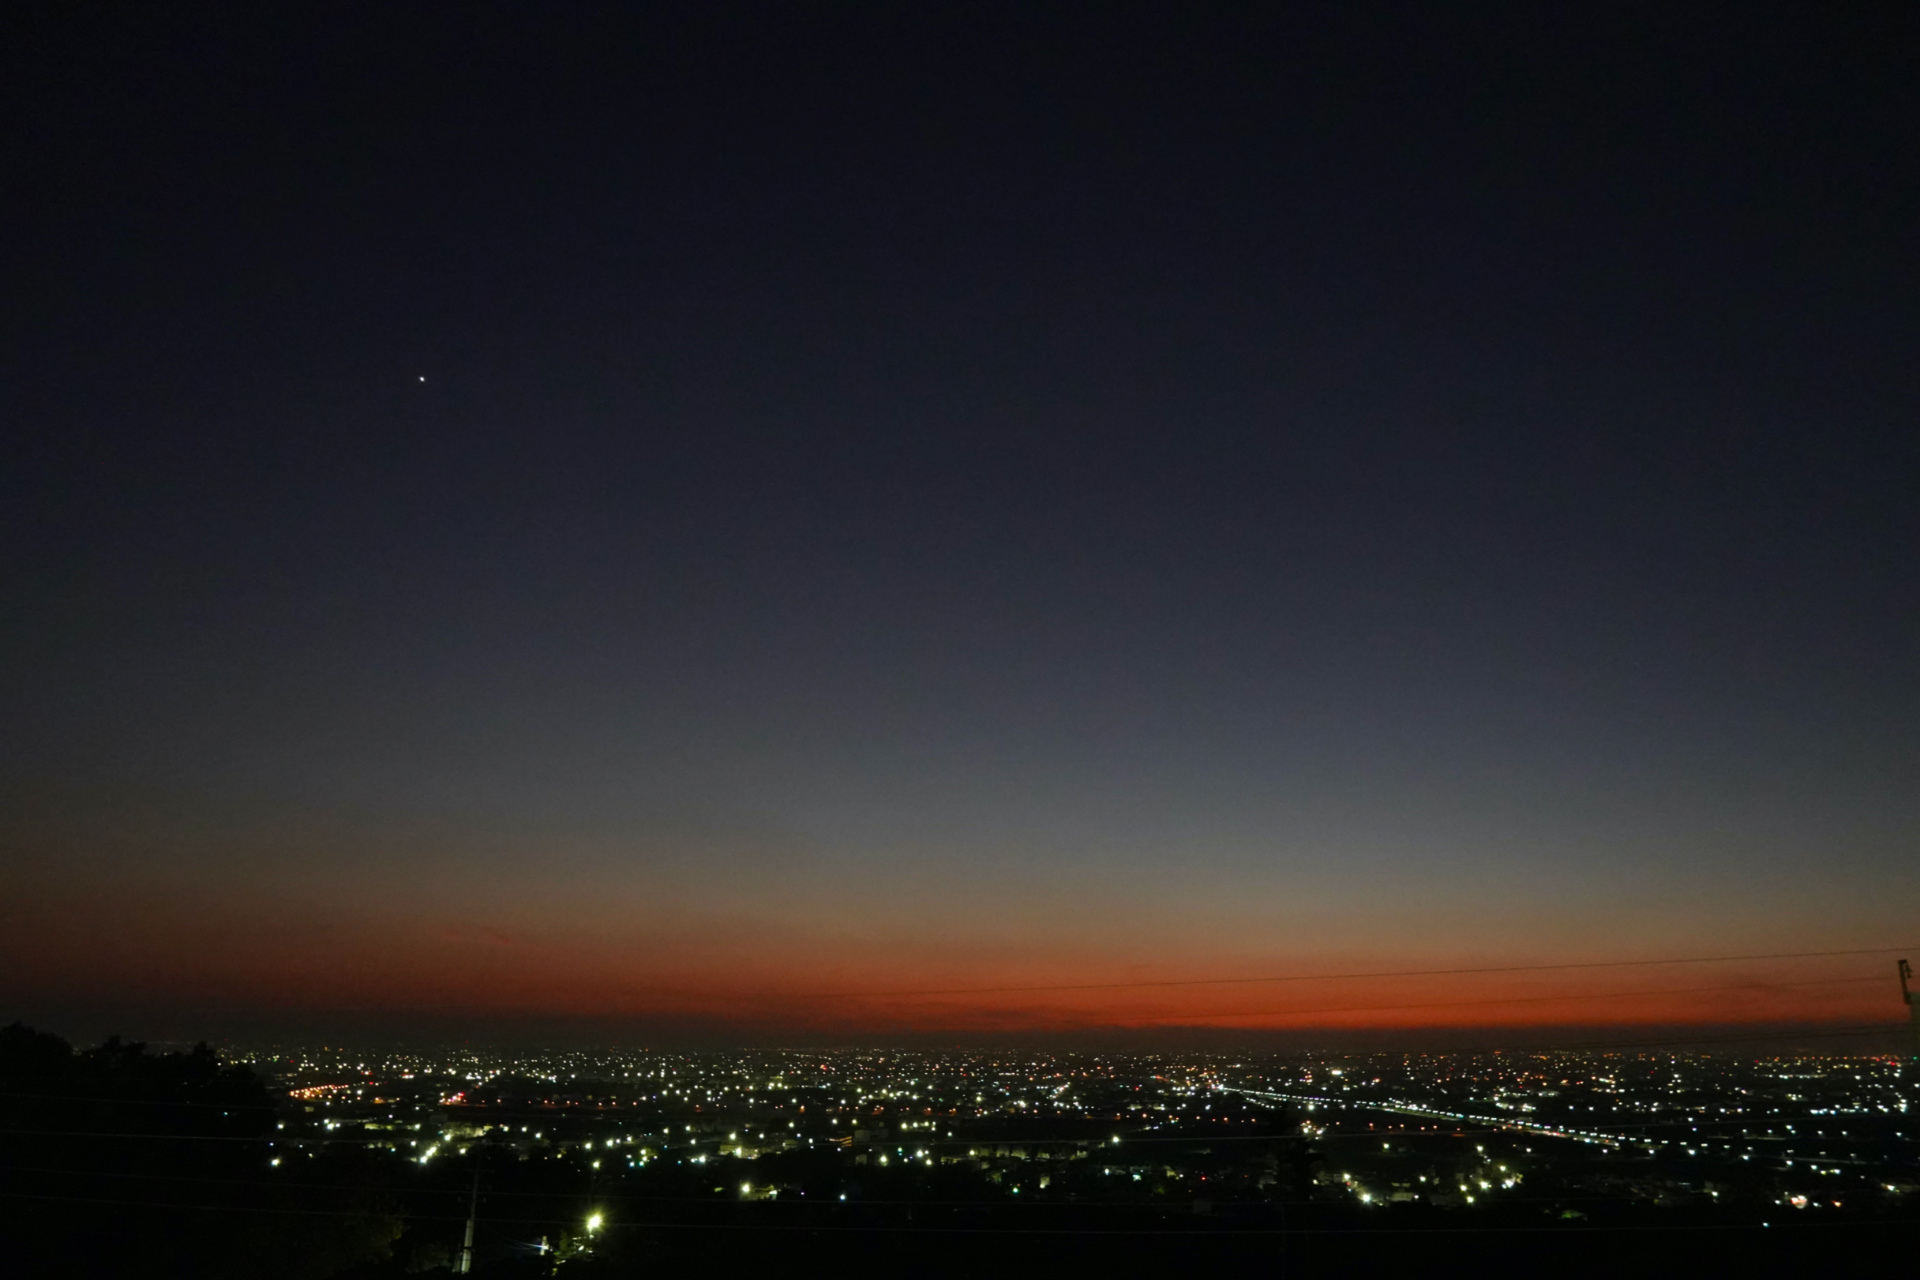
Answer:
227;1042;1918;1262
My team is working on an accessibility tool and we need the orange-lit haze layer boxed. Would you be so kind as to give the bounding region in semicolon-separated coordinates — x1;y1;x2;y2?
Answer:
6;794;1910;1040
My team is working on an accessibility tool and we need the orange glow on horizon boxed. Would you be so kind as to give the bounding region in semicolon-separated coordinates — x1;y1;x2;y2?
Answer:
5;874;1910;1039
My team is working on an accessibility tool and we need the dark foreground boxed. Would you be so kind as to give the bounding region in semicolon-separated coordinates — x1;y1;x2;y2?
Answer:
4;1026;1913;1278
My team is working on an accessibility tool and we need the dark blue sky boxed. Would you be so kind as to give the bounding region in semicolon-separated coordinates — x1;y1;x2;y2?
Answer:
4;3;1917;1034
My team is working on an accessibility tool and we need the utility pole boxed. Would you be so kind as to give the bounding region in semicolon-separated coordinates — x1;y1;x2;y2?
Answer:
1902;960;1919;1065
455;1170;480;1274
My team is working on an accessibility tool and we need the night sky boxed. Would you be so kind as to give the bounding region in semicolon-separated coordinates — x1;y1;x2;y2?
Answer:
5;3;1917;1041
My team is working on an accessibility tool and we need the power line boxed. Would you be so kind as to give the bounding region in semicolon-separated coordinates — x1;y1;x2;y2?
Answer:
0;1090;280;1110
0;1190;1906;1236
0;1162;1890;1210
0;1136;311;1143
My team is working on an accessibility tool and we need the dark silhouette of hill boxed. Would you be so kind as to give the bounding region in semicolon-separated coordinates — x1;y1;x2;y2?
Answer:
0;1023;401;1278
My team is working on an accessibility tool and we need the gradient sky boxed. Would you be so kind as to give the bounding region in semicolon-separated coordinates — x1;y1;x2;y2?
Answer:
5;4;1918;1041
